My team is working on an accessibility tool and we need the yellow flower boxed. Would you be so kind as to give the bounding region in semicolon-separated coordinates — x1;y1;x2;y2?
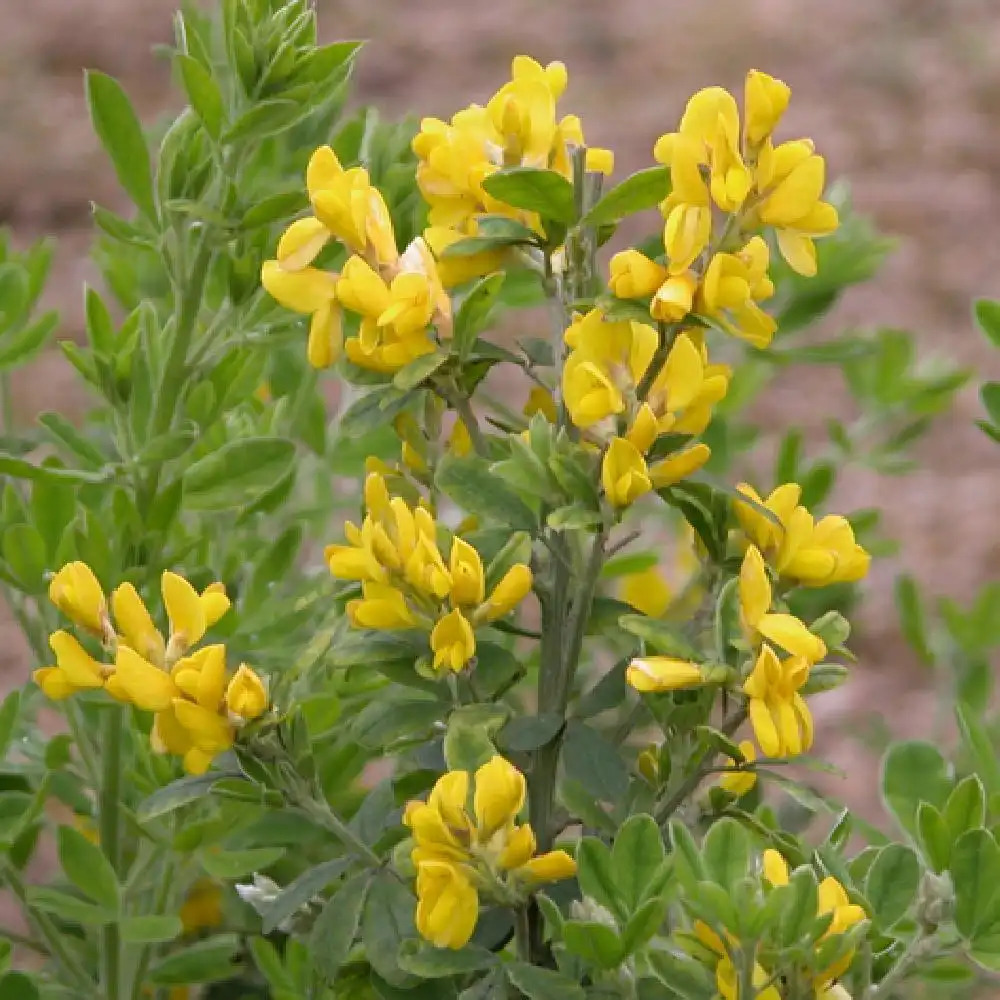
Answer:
260;260;342;369
48;561;106;634
585;147;615;175
347;581;418;630
718;740;758;797
523;386;557;423
430;608;476;673
620;566;673;619
698;238;777;348
162;572;230;661
112;583;166;665
602;437;652;508
449;537;485;608
744;70;790;146
179;878;223;935
562;309;658;429
224;665;268;721
761;847;790;886
448;419;472;458
609;250;668;299
650;272;697;323
743;644;813;757
337;255;391;319
424;225;507;289
648;443;711;489
406;756;576;949
414;861;479;950
479;564;533;622
33;631;107;699
733;482;803;555
739;546;826;663
626;656;703;693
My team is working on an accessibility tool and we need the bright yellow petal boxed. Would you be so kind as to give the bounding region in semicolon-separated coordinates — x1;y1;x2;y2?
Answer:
276;217;331;272
162;572;207;650
114;646;178;711
474;756;526;839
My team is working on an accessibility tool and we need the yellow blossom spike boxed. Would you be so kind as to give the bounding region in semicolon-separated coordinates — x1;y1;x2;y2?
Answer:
114;646;178;712
414;861;479;950
112;583;166;665
162;572;207;653
430;608;475;673
602;437;652;508
49;561;106;634
48;630;106;690
474;755;526;840
626;657;704;693
225;665;268;721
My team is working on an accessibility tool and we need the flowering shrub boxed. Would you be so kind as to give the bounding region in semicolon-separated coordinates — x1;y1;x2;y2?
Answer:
0;2;994;999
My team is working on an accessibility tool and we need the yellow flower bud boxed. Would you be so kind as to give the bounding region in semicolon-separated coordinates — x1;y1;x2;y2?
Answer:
761;848;790;887
498;824;536;870
744;69;791;145
651;272;697;323
347;582;417;630
474;755;526;839
225;665;268;721
482;564;533;621
609;250;668;300
648;442;711;489
429;608;475;674
518;849;577;883
49;561;106;634
171;644;227;710
449;537;485;608
626;656;704;693
602;437;652;508
585;147;614;175
414;861;479;950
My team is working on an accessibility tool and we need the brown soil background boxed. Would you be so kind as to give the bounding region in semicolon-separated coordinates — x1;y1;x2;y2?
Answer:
3;0;1000;873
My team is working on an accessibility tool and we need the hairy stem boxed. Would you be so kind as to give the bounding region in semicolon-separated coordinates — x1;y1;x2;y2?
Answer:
99;707;125;1000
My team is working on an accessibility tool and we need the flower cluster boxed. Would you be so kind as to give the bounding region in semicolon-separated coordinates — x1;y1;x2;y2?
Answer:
627;483;870;765
262;146;450;373
34;561;268;774
403;756;576;949
412;56;613;237
326;472;533;674
610;70;837;345
559;309;729;508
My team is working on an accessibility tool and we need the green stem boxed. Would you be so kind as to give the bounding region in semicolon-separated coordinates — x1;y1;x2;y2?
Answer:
866;931;932;999
450;390;489;457
636;322;681;401
99;707;125;1000
654;707;747;826
293;790;387;872
129;856;176;1000
0;859;94;993
514;905;531;962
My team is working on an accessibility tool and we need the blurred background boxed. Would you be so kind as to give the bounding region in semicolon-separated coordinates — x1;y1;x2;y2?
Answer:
3;0;1000;813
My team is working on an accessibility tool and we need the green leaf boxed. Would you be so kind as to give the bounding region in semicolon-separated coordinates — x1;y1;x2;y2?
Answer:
952;828;1000;938
137;772;231;820
184;437;296;510
27;887;115;925
312;872;371;980
2;524;46;592
864;844;918;929
398;939;497;978
481;167;575;225
454;273;505;362
505;963;584;999
435;454;536;529
31;477;75;560
956;702;1000;796
201;846;285;879
701;817;749;889
975;298;1000;348
646;948;715;999
242;190;307;229
562;920;624;969
38;412;107;468
262;857;352;934
0;453;107;485
353;699;444;750
338;385;412;436
392;350;448;391
0;690;19;760
223;99;307;144
577;837;625;922
496;713;563;753
945;775;987;841
777;867;819;947
917;802;951;873
582;166;671;227
894;575;933;665
0;972;39;1000
444;719;499;772
149;934;240;985
362;872;420;988
0;312;57;369
121;915;184;944
85;70;156;221
57;825;120;911
982;383;1000;426
176;54;224;139
612;814;665;911
618;614;698;659
622;894;669;955
562;720;629;806
881;740;952;836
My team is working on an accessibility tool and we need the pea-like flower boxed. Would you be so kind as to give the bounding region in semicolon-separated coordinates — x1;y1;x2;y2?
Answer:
404;756;577;949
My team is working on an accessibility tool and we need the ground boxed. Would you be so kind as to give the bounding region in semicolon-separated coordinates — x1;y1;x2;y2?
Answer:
3;0;1000;818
